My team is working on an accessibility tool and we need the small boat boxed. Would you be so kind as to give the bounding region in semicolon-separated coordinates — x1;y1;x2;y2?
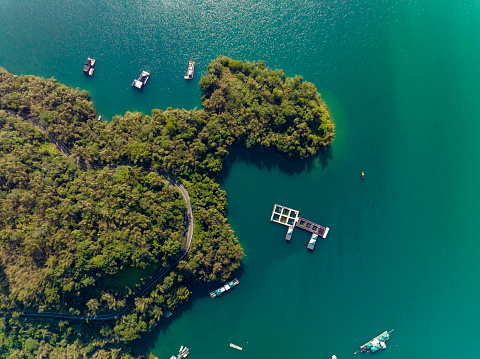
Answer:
83;57;96;76
355;329;394;354
361;172;364;179
210;278;239;298
179;346;189;358
171;346;189;359
132;71;150;89
184;61;195;80
230;343;243;351
164;310;173;318
332;356;338;359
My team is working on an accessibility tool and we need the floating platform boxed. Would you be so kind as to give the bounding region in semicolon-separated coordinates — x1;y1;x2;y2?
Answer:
270;204;299;227
296;217;329;238
132;71;150;89
83;57;95;76
210;278;239;298
230;343;242;350
270;204;329;250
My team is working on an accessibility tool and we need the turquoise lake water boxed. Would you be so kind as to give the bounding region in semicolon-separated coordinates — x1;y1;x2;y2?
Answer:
2;0;480;358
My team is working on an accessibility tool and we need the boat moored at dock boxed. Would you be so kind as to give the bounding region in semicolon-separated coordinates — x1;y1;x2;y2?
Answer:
132;71;150;89
307;233;318;250
286;226;294;241
210;278;239;298
83;57;95;76
355;330;394;354
184;61;195;80
170;346;189;359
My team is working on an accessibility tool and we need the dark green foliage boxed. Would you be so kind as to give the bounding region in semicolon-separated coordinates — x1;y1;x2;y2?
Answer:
0;56;334;358
201;56;335;158
0;114;186;316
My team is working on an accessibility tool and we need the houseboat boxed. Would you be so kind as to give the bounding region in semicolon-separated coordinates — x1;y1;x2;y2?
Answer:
184;61;195;80
83;58;95;76
355;330;394;354
132;71;150;89
210;278;239;298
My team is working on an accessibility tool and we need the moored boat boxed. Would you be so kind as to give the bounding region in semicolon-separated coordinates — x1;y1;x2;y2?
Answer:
132;71;150;89
230;343;242;350
170;346;189;359
355;329;394;354
179;346;189;358
184;61;195;80
210;278;239;298
83;57;96;76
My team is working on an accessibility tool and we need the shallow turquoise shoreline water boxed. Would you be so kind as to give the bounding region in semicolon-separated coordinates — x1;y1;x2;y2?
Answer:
2;0;480;357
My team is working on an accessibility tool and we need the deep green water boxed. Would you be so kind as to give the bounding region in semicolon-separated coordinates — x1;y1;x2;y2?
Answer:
2;0;480;358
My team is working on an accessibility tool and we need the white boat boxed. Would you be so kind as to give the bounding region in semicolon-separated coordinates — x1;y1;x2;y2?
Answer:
83;57;96;76
184;61;195;80
132;71;150;89
179;346;189;358
230;343;242;351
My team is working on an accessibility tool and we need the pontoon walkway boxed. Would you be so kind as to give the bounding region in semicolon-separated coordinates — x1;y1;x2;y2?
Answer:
270;204;329;250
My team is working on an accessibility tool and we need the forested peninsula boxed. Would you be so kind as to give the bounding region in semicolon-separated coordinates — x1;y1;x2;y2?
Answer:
0;56;334;358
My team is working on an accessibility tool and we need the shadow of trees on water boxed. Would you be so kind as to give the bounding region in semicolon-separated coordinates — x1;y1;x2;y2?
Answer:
216;143;334;185
132;144;333;357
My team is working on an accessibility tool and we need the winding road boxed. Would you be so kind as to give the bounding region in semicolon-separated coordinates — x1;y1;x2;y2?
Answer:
1;110;194;321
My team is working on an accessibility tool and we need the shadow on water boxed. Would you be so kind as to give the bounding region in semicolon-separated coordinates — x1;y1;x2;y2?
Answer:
216;144;333;185
132;144;332;356
131;267;246;357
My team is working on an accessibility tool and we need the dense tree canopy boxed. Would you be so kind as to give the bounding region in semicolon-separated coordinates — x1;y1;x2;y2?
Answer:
0;56;334;358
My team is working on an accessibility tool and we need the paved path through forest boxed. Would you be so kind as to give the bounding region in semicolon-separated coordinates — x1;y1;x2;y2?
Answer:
1;110;194;321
